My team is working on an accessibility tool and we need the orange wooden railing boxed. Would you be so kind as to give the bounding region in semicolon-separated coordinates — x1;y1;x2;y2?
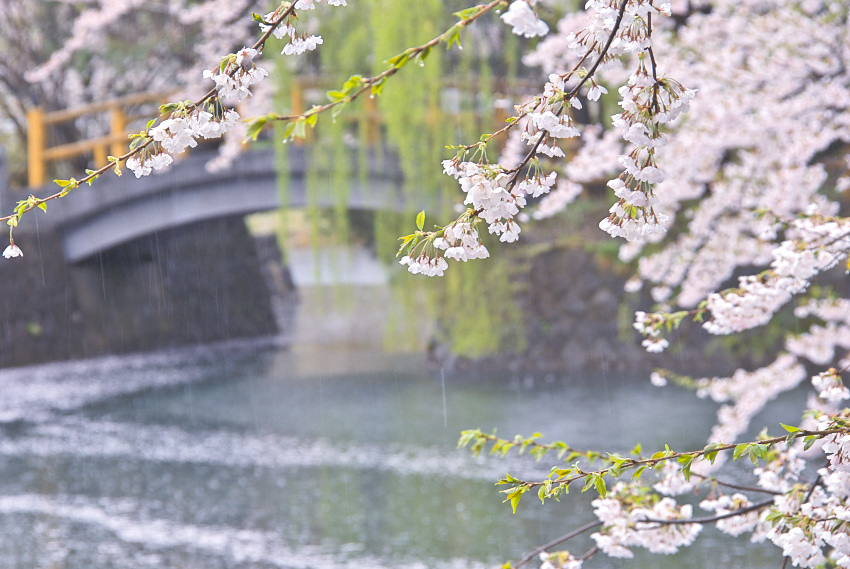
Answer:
26;91;170;187
25;77;525;188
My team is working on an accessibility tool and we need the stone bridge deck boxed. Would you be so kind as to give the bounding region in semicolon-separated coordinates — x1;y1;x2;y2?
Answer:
2;146;432;262
0;145;440;367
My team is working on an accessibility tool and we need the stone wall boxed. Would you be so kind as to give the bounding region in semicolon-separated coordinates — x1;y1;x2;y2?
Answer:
430;243;743;378
0;216;281;368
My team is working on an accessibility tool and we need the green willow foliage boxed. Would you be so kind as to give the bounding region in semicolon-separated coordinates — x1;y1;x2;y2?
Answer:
271;0;529;356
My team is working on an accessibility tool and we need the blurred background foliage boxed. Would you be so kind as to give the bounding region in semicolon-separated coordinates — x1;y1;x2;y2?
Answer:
267;0;543;357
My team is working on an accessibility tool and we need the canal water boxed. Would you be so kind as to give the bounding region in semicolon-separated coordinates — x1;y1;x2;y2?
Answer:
0;253;802;568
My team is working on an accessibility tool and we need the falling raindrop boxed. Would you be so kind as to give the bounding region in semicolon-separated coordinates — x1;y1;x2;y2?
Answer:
441;367;447;427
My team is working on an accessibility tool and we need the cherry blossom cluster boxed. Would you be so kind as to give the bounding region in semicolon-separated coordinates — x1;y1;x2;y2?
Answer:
758;425;850;569
786;323;850;368
398;158;556;276
202;47;269;102
820;418;850;474
127;99;239;178
599;58;695;241
398;154;563;276
500;1;549;38
591;482;702;558
501;70;589;169
694;354;806;448
701;212;850;336
632;310;669;353
698;494;760;537
260;0;346;56
402;0;693;272
438;222;492;261
538;550;583;569
398;219;491;278
456;2;850;566
107;0;352;183
567;1;672;63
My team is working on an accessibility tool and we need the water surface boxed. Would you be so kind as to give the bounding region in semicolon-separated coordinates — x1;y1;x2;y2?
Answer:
0;283;801;568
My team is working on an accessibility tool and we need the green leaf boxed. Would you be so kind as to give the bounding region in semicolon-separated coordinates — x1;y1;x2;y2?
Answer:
444;24;462;49
538;485;546;504
84;168;101;186
703;443;721;464
370;78;385;98
453;6;480;20
678;455;694;480
342;74;364;92
387;51;410;69
632;465;646;480
396;234;416;255
781;423;800;433
416;210;425;231
245;117;268;141
510;492;522;514
502;487;526;514
54;178;78;197
748;447;760;465
326;90;346;102
37;202;47;212
595;476;607;497
733;443;749;461
292;118;307;139
553;468;572;480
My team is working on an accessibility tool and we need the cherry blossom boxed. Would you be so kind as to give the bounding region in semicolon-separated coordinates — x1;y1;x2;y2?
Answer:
2;242;22;259
501;1;549;38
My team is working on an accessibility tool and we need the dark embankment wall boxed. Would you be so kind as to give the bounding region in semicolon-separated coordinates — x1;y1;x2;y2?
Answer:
0;216;279;368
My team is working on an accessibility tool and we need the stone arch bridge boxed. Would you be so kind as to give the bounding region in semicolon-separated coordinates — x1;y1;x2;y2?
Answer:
0;146;434;368
3;146;424;263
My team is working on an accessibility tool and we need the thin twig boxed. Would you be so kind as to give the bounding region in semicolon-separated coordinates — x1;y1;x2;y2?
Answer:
514;521;603;568
502;427;850;491
1;3;297;225
638;498;774;526
505;0;630;190
692;473;782;496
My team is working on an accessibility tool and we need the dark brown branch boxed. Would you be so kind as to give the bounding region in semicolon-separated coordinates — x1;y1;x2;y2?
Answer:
514;520;604;568
637;498;774;526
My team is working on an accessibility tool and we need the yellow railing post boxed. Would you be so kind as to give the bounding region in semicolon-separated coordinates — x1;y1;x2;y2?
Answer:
27;107;46;187
109;106;128;161
93;145;108;168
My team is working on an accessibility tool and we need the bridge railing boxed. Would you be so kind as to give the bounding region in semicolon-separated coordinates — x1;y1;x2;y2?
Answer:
26;91;170;187
25;76;528;188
